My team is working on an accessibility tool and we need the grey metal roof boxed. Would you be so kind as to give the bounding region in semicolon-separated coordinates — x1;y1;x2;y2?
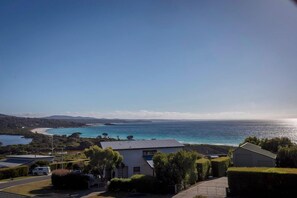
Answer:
101;139;184;150
240;142;277;159
0;159;32;168
6;155;53;159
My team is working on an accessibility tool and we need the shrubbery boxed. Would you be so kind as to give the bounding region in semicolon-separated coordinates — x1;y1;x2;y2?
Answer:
51;169;89;189
108;174;166;193
228;167;297;197
211;157;230;177
277;146;297;168
196;158;211;180
0;165;28;180
153;150;198;191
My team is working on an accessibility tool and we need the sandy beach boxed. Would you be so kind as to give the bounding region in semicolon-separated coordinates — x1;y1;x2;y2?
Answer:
30;128;52;135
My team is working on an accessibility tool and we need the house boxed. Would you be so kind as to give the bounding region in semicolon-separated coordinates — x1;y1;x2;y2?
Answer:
101;139;184;177
0;155;54;168
233;142;276;167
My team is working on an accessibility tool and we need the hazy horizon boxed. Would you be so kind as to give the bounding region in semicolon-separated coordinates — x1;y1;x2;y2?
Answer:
1;0;297;120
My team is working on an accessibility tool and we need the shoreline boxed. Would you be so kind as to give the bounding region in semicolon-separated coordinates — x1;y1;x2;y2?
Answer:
30;128;52;136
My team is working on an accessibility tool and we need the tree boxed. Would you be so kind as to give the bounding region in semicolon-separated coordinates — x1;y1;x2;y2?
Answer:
68;132;82;139
240;136;261;146
84;145;123;181
261;137;293;153
127;135;134;140
153;150;198;190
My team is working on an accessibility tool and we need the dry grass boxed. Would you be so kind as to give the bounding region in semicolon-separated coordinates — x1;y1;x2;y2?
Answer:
3;179;52;196
228;167;297;174
89;191;172;198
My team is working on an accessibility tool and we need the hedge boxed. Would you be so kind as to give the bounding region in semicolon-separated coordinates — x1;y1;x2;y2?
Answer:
109;174;167;193
211;157;230;177
51;169;89;189
228;167;297;197
0;166;28;180
196;158;211;181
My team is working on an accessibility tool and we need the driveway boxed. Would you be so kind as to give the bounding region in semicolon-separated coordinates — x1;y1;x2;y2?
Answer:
173;177;228;198
0;175;51;190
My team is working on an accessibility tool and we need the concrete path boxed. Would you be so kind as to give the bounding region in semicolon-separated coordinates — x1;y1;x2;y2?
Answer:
173;177;228;198
0;175;50;190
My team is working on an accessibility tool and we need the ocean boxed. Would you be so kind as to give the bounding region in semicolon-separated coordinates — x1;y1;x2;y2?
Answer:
47;119;297;146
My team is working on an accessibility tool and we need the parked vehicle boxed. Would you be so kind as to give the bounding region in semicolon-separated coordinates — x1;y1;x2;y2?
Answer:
32;166;51;176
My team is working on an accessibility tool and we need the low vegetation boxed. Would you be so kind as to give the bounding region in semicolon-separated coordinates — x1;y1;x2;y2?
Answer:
153;150;198;192
51;169;89;189
211;156;230;177
108;174;164;194
196;158;211;181
0;165;28;180
228;167;297;197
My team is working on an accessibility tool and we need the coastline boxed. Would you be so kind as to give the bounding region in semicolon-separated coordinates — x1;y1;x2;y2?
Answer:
30;128;52;136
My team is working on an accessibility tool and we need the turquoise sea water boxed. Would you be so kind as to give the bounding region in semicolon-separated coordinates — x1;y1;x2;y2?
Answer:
47;120;297;146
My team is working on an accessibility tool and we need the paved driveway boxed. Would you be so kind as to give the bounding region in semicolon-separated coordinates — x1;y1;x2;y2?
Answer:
173;177;228;198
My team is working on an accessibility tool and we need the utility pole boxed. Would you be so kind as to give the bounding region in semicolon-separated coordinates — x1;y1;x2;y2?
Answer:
61;147;64;169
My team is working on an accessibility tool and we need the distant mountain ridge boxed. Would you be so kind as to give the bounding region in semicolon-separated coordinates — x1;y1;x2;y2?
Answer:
0;114;85;131
43;115;152;124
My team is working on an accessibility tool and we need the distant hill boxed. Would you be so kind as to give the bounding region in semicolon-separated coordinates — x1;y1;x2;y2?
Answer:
0;114;85;131
43;115;152;124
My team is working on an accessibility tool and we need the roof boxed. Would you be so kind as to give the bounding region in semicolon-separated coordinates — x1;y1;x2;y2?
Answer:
101;139;184;150
239;142;276;159
6;155;54;159
0;159;32;168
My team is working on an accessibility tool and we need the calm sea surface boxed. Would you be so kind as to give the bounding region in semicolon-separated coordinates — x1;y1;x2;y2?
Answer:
47;120;297;146
0;135;32;146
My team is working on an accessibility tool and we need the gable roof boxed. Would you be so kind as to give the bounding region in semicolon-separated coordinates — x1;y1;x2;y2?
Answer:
101;139;184;150
239;142;276;159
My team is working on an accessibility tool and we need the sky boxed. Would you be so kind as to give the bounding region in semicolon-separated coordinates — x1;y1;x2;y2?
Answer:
0;0;297;120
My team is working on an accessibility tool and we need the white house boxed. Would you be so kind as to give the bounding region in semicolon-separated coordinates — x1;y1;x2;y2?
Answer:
233;142;276;167
101;139;184;178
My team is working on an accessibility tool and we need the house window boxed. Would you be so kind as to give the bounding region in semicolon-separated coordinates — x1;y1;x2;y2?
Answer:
143;150;157;157
133;167;140;174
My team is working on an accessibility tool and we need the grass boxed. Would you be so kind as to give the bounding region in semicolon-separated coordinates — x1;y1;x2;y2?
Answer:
228;167;297;174
3;179;52;196
89;191;172;198
0;175;34;182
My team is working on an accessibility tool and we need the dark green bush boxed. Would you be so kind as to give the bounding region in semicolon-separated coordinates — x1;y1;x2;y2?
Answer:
211;157;230;177
196;158;211;180
51;169;89;189
0;166;28;180
108;174;166;193
228;167;297;197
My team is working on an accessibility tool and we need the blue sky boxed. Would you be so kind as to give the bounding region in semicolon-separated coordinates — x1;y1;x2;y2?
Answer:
0;0;297;119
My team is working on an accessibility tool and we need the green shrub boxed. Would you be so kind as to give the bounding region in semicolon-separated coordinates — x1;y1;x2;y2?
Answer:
211;157;230;177
228;167;297;197
196;158;211;181
0;166;28;180
109;174;166;193
51;169;89;189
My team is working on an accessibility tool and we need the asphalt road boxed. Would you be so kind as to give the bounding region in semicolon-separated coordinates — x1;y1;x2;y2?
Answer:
0;175;51;190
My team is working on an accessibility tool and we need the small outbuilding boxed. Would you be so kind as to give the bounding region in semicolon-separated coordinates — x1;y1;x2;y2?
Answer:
233;142;276;167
